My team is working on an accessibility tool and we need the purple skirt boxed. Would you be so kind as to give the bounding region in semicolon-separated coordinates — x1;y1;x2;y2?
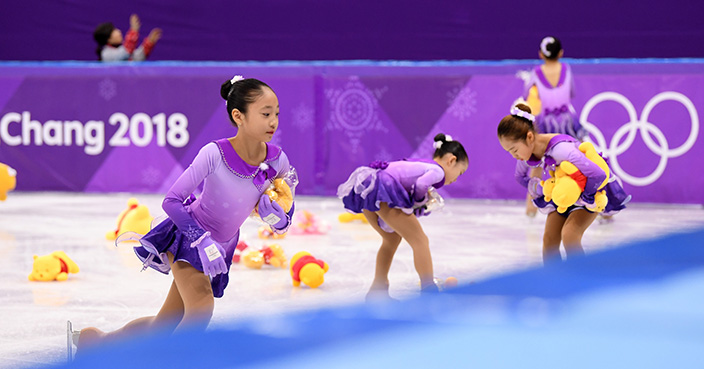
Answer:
536;111;586;139
339;168;414;214
134;218;238;298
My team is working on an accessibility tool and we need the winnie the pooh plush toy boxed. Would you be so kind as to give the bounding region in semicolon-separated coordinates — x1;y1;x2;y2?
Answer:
251;178;294;224
106;198;154;240
262;178;293;212
0;162;17;201
29;251;79;281
233;241;287;269
541;142;609;213
290;251;328;288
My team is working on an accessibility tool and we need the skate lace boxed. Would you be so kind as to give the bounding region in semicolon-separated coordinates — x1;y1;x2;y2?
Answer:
141;254;155;272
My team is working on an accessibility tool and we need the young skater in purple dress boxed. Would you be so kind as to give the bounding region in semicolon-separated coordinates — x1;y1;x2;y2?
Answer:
72;76;296;354
498;104;629;264
338;133;468;300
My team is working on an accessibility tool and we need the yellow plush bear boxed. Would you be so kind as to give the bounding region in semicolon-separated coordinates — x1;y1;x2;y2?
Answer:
263;178;293;212
0;162;17;201
239;244;287;269
579;142;610;189
106;198;154;240
541;142;609;213
241;249;265;269
29;251;79;281
338;212;369;223
290;251;329;288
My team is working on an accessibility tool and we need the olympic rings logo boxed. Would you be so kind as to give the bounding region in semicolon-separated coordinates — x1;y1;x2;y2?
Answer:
579;91;699;186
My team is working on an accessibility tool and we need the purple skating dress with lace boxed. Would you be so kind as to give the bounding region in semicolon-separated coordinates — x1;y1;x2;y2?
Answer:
524;64;585;139
337;159;445;214
129;139;294;298
515;135;630;216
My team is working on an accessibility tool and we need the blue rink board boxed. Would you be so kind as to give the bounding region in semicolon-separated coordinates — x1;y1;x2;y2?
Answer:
57;228;704;369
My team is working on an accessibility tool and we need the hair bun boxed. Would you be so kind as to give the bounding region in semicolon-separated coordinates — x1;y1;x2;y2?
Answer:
514;103;532;114
220;80;232;100
433;133;446;142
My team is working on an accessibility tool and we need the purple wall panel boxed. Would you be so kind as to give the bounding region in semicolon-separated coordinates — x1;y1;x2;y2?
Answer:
1;0;703;61
0;60;702;204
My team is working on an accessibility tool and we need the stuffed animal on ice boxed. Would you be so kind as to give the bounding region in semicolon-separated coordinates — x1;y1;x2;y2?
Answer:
290;251;329;288
338;213;368;224
29;251;79;281
106;198;154;240
257;226;287;240
0;162;17;201
541;142;610;213
232;241;287;269
291;210;330;235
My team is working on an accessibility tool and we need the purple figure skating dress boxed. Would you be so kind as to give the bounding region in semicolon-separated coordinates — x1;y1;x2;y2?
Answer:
337;159;445;216
524;64;585;139
515;135;630;216
119;139;295;298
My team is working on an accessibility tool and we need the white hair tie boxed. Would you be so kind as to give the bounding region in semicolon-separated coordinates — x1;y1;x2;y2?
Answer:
540;37;554;57
510;106;535;123
433;134;453;150
258;162;269;171
230;75;244;85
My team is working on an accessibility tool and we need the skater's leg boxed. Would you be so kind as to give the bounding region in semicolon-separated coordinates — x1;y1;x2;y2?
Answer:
76;253;187;352
543;211;566;264
362;210;402;301
170;255;214;333
376;203;435;290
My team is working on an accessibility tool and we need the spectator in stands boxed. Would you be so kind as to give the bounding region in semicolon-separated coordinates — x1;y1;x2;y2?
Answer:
93;14;162;61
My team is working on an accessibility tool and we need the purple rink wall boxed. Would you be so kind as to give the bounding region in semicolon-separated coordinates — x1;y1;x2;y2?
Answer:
0;59;702;204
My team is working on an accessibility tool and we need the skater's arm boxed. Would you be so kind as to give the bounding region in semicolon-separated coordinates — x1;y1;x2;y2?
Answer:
552;142;606;203
162;143;217;241
515;160;533;188
412;165;444;202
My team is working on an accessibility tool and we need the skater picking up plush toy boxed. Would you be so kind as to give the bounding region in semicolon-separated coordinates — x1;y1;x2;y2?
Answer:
337;133;467;300
498;104;630;264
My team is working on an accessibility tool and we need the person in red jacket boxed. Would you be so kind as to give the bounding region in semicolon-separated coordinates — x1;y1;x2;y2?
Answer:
93;14;162;61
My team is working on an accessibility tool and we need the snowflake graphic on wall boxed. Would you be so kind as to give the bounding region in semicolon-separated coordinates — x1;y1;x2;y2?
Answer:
325;77;387;153
412;137;436;159
291;102;314;131
373;146;393;162
447;85;477;121
470;174;495;198
141;166;162;187
99;79;117;101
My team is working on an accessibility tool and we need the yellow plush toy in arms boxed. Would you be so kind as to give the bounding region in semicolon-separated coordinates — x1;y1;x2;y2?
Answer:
541;142;609;213
525;85;542;116
262;178;293;212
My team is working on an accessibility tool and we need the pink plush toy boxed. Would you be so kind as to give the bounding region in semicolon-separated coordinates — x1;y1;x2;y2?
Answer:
290;210;330;235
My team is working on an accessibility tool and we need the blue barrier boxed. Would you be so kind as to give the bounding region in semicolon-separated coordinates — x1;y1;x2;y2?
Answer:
58;227;704;369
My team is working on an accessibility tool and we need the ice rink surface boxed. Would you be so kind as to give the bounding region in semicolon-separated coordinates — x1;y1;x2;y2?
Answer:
1;192;703;368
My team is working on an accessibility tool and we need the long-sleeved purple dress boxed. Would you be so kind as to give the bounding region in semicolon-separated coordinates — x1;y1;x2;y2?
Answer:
524;64;586;139
337;159;445;215
124;138;295;298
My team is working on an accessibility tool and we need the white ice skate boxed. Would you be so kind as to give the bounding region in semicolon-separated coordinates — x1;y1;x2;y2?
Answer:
66;320;80;362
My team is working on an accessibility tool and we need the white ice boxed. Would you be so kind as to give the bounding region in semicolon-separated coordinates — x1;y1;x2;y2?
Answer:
0;192;702;368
